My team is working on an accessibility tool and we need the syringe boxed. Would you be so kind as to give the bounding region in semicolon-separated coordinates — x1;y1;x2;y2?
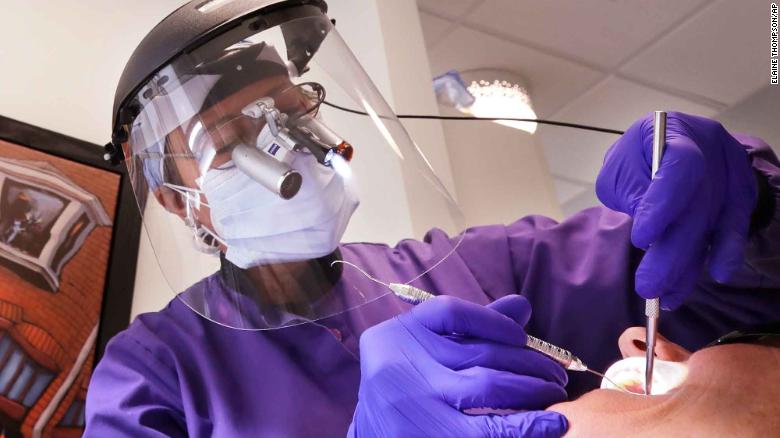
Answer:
389;283;589;369
388;283;628;390
329;260;627;389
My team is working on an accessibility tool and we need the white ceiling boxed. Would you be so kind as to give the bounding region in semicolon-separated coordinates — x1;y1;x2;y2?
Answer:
417;0;773;215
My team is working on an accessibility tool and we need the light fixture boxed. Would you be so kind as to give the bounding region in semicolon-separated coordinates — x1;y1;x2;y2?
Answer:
433;69;538;134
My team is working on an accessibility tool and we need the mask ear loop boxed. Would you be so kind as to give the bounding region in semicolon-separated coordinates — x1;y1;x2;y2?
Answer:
192;224;224;255
162;180;225;255
183;196;226;255
154;134;226;255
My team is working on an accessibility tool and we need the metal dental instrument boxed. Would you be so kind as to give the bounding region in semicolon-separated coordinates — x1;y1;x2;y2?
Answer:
644;110;667;395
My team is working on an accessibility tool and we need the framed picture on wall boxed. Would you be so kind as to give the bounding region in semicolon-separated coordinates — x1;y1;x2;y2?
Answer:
0;115;140;438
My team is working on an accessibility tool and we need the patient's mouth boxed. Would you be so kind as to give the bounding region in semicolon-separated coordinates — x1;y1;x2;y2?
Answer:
601;356;688;395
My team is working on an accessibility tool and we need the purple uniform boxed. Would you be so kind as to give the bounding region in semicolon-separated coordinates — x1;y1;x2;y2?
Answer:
85;137;780;437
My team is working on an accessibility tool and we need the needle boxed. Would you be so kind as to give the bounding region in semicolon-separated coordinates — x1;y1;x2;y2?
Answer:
645;110;667;395
585;368;631;394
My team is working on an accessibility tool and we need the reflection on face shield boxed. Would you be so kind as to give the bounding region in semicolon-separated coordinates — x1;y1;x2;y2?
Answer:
157;80;354;201
132;41;351;196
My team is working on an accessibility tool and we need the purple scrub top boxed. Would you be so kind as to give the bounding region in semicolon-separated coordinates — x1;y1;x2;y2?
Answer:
85;136;780;437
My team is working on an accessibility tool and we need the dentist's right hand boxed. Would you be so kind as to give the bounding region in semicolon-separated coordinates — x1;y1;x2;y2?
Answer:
347;295;569;438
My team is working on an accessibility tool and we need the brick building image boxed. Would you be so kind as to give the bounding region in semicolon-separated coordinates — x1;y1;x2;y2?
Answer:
0;140;119;438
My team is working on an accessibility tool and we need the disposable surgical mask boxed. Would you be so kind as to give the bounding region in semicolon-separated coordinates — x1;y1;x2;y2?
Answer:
198;151;359;268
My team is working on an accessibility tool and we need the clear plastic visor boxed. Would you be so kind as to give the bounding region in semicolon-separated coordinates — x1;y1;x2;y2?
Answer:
121;14;463;330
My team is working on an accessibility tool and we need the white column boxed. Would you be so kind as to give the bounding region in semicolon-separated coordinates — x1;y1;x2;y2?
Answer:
329;0;459;237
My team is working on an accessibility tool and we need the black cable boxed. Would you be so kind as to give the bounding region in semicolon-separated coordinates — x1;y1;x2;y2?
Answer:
287;82;326;117
322;100;625;135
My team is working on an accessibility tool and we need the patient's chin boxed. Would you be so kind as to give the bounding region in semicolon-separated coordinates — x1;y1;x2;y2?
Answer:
601;356;688;395
547;389;658;438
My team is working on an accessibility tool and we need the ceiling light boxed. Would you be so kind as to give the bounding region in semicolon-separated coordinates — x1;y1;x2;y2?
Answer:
433;69;538;134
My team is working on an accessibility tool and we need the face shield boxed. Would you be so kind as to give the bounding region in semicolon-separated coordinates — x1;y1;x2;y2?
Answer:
120;11;462;329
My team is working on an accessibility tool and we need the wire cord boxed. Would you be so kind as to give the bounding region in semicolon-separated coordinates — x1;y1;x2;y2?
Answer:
585;368;632;395
321;100;625;135
330;260;392;288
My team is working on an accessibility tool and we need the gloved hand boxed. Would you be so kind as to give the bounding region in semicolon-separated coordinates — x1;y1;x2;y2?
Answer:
596;112;757;309
348;295;568;438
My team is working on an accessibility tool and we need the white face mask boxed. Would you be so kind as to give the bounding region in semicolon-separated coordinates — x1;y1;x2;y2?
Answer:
198;152;359;268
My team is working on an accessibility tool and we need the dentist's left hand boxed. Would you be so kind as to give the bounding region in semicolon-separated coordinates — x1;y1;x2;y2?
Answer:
596;112;758;309
348;295;568;438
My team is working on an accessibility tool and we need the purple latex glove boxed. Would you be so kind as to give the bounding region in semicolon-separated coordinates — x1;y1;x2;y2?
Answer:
348;295;568;438
596;112;757;309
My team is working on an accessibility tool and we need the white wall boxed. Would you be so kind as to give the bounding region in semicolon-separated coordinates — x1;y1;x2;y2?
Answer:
440;110;562;224
324;0;458;240
0;1;183;142
373;0;460;236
